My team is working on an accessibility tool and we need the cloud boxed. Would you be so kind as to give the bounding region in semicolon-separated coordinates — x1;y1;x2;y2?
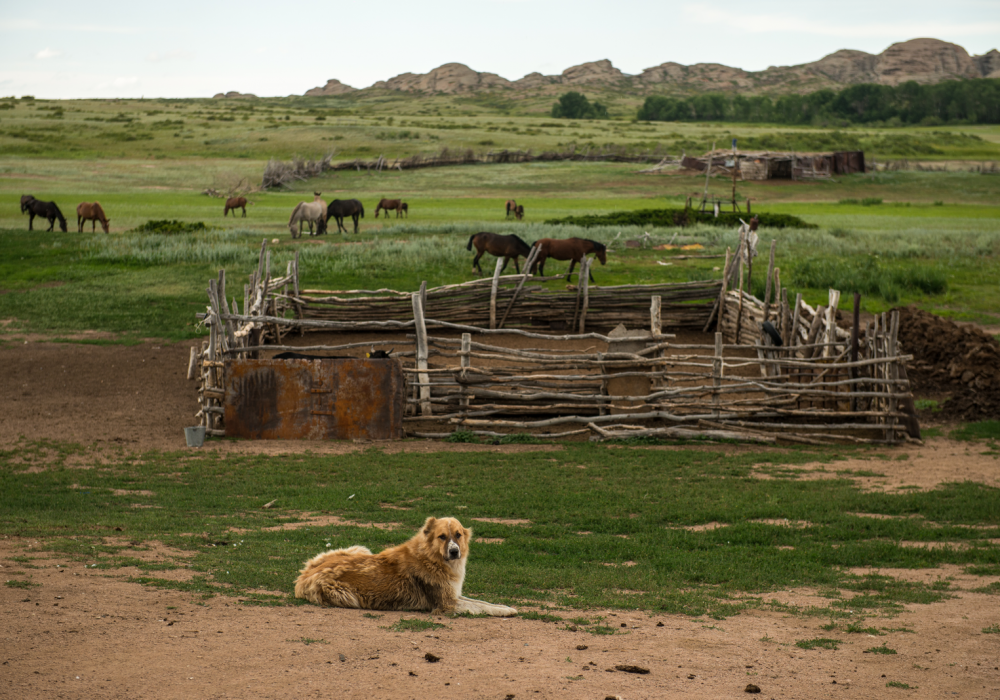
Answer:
681;6;1000;38
36;48;61;59
146;50;195;63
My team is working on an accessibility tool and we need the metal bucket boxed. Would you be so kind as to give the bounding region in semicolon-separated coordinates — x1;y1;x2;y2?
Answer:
184;426;207;448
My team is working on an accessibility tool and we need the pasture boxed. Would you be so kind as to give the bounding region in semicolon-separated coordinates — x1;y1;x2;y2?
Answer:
2;95;1000;698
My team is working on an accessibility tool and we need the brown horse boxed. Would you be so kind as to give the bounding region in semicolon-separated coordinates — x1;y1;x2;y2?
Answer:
532;238;607;283
375;198;404;218
505;199;517;218
76;202;110;233
514;204;525;221
224;196;247;217
466;232;533;275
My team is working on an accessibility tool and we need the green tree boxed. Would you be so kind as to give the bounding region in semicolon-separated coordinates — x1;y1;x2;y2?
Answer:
551;92;609;119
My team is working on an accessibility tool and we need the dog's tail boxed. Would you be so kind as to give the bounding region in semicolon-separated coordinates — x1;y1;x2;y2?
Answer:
294;546;371;607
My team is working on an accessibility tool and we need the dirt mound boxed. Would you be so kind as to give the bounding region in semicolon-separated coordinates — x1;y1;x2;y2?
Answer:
895;306;1000;421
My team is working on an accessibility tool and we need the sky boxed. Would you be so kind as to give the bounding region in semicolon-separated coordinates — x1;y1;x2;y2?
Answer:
1;0;998;99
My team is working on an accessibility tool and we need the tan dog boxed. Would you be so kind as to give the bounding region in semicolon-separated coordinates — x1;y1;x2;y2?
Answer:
294;516;517;617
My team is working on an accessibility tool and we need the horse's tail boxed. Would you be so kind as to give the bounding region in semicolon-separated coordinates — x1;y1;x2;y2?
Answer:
359;201;365;218
52;203;66;224
466;233;477;251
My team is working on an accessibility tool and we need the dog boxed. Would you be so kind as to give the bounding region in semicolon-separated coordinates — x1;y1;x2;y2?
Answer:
294;516;517;617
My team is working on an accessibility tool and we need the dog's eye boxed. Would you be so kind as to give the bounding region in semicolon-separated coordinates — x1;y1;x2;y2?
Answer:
438;534;447;540
454;533;461;539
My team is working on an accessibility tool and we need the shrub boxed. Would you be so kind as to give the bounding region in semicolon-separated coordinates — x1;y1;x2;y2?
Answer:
551;92;609;120
545;208;816;229
130;220;209;234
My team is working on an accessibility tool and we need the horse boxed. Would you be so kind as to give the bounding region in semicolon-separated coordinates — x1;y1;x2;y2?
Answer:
466;232;533;275
375;198;404;218
24;198;68;232
532;238;607;283
76;202;110;233
224;196;247;217
326;199;365;234
20;194;36;214
288;201;328;238
505;199;517;219
514;204;525;221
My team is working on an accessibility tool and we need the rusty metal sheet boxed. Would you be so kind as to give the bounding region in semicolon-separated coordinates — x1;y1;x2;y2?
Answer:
224;358;404;440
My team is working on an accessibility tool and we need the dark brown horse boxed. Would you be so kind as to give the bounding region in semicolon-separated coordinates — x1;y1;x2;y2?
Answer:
505;199;517;218
224;196;247;217
466;232;533;275
514;204;525;221
24;197;68;232
375;198;405;218
326;199;365;234
20;194;36;214
77;202;110;233
532;238;607;283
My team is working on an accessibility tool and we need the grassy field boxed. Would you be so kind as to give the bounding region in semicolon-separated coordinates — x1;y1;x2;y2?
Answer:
3;438;999;618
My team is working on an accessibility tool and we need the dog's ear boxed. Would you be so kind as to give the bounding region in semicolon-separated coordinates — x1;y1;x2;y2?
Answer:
422;516;437;536
463;526;472;541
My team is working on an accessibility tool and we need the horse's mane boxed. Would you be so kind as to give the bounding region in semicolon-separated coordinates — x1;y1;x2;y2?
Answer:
511;234;530;248
50;202;66;223
288;201;304;224
586;239;606;252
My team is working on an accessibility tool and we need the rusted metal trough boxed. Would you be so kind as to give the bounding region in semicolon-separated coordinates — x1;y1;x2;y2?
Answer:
223;358;404;440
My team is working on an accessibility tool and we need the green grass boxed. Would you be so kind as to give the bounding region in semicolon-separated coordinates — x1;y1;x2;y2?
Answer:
950;421;1000;442
387;618;447;632
886;681;914;689
2;439;999;618
796;638;840;650
865;643;897;654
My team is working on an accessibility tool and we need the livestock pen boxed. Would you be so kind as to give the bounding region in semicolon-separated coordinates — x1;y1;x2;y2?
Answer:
189;240;919;445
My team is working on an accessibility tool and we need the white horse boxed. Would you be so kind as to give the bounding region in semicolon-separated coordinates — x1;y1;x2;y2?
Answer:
288;201;327;238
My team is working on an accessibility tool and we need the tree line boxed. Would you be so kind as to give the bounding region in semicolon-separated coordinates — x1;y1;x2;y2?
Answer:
635;79;1000;125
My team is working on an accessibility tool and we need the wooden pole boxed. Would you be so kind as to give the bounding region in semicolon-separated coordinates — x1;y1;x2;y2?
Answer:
578;258;592;334
789;293;803;351
489;258;503;330
650;295;662;336
712;332;723;418
762;240;776;322
498;245;540;329
460;333;471;413
411;291;432;416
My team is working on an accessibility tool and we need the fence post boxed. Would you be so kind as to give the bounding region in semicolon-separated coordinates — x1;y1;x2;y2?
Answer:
411;289;432;416
489;258;503;330
713;332;723;418
650;295;662;336
578;258;592;334
460;333;471;414
887;310;900;443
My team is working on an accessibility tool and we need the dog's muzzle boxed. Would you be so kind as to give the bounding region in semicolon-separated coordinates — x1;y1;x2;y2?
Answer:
447;542;461;560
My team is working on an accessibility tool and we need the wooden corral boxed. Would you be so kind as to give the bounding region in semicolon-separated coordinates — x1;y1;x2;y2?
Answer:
682;150;865;180
190;239;918;445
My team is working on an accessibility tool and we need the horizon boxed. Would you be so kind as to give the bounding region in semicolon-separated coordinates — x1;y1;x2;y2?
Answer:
2;0;998;100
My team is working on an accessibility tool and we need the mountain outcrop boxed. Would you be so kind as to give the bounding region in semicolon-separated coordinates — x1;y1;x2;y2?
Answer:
299;38;999;97
304;79;357;96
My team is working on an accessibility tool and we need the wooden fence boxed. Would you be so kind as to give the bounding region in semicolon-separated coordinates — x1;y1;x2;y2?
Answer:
189;240;919;445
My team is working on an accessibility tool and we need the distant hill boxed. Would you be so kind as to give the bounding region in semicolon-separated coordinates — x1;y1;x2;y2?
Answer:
297;39;999;98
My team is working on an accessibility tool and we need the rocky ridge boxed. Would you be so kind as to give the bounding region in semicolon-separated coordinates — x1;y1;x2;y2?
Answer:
300;38;1000;97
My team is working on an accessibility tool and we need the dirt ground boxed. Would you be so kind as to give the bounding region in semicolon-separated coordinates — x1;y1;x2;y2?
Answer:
1;333;999;699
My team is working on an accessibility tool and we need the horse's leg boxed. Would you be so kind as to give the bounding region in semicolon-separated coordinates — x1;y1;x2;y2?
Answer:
566;259;577;281
241;206;246;218
472;251;484;275
512;257;521;274
28;212;34;231
500;256;510;273
352;214;359;234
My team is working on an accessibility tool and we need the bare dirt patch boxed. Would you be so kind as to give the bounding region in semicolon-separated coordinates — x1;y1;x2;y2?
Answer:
1;339;999;698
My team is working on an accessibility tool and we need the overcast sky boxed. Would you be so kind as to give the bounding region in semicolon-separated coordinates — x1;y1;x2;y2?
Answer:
2;0;998;99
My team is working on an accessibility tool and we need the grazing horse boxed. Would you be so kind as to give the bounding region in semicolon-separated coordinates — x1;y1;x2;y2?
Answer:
532;238;607;283
20;194;36;214
25;198;68;232
326;199;365;234
224;196;247;217
76;202;110;233
514;204;525;221
288;201;328;238
505;199;517;219
375;198;404;218
466;232;533;275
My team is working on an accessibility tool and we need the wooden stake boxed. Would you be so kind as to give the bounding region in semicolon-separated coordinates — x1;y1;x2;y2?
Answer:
411;292;432;416
489;258;503;330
